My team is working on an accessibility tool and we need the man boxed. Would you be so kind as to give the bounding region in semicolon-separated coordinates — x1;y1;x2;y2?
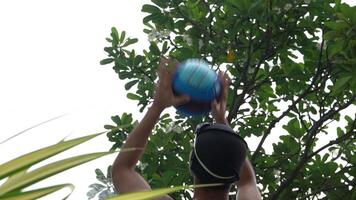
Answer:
112;58;262;200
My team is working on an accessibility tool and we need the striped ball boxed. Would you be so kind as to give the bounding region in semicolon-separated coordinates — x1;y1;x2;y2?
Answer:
173;59;221;116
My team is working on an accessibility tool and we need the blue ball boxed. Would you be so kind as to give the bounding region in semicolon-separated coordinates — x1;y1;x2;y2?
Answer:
172;59;221;116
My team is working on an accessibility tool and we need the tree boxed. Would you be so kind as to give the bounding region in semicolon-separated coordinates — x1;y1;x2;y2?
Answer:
97;0;355;199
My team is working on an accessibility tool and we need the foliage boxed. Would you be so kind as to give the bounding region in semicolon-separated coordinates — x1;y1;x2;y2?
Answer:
99;0;356;199
106;184;219;200
87;166;117;200
0;132;114;200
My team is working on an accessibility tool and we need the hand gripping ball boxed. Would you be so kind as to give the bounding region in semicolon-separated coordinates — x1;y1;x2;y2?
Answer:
172;59;221;116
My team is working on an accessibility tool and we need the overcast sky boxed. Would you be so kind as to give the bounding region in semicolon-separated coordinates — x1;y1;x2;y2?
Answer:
0;1;149;199
0;0;355;200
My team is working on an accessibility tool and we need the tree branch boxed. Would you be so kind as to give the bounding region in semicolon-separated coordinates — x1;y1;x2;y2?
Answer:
227;29;253;122
303;97;355;158
269;97;355;200
307;116;355;159
251;35;328;162
251;87;316;161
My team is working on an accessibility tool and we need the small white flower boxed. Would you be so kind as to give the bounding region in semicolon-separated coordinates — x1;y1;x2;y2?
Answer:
183;34;193;46
162;30;170;37
316;42;327;50
273;170;281;181
148;29;170;42
138;162;148;170
148;29;158;42
172;124;184;133
316;42;321;50
148;34;155;42
284;3;292;11
272;7;281;14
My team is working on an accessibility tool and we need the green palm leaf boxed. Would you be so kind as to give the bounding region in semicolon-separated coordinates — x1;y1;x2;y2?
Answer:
0;184;74;200
0;132;104;180
3;168;29;185
0;151;114;196
107;184;221;200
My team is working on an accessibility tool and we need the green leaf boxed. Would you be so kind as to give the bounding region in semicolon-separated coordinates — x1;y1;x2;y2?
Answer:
323;31;342;40
310;106;317;115
162;41;168;53
282;118;304;138
324;21;348;30
127;93;141;100
336;127;344;137
120;31;126;43
89;183;106;192
104;125;116;130
121;113;133;125
149;42;160;56
111;27;119;46
143;13;159;23
115;57;126;67
0;184;74;200
141;4;161;14
2;168;28;186
100;58;114;65
111;115;121;124
0;132;104;180
151;0;168;8
111;27;119;41
0;152;114;196
107;165;113;182
170;47;193;60
125;80;139;90
329;40;345;56
331;76;352;95
107;184;221;200
0;152;113;197
134;55;145;66
107;124;133;133
95;169;107;184
322;153;330;162
345;115;353;123
122;38;138;47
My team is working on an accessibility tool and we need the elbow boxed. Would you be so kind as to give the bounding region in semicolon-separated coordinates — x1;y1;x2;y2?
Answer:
113;152;136;171
112;158;130;191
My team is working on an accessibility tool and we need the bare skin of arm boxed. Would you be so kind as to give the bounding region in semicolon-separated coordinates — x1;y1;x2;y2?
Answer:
236;159;262;200
211;72;262;200
112;58;189;200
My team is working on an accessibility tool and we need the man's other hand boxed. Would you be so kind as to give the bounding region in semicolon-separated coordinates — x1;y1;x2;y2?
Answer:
152;57;190;111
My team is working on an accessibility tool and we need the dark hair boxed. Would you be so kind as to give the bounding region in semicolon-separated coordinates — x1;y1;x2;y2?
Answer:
189;123;247;189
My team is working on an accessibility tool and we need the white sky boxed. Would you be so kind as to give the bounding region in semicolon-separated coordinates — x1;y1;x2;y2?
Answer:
0;0;355;200
0;0;149;199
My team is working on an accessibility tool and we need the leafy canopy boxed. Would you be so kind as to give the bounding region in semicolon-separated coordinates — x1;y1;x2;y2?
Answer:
99;0;355;199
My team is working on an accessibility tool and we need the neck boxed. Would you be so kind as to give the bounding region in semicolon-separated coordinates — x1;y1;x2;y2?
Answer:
194;188;228;200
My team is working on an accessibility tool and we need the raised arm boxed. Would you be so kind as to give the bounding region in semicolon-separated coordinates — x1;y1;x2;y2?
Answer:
211;71;230;125
236;159;261;200
211;72;261;200
111;58;189;199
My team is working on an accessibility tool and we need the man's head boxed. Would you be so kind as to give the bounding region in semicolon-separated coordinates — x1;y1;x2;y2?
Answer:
189;123;248;191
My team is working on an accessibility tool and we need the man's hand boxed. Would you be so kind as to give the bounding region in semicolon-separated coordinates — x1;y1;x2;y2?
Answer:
152;57;190;111
211;71;230;124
